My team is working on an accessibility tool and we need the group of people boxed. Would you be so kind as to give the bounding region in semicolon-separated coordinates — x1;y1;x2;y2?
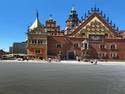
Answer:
48;57;61;63
90;59;98;65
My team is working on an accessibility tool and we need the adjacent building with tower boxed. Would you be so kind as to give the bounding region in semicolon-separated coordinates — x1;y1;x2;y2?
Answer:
26;7;125;60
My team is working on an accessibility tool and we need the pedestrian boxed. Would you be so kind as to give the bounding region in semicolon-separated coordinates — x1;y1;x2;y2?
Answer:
94;59;98;65
90;60;93;64
48;58;51;63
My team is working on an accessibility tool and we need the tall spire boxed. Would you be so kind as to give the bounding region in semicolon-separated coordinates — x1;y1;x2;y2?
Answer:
29;10;43;31
36;10;39;19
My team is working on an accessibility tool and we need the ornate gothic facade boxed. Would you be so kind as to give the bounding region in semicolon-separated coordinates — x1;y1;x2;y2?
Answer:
27;7;125;60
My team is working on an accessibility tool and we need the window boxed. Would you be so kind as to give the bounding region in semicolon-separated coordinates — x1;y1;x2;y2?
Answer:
111;52;117;58
110;44;117;50
81;40;89;50
38;40;43;44
43;40;47;44
81;33;85;36
56;44;62;48
98;52;107;58
74;43;78;48
32;39;37;44
35;49;40;54
99;44;106;49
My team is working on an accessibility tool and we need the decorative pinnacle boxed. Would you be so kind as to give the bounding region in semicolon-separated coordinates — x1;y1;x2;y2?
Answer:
49;14;53;20
94;4;97;11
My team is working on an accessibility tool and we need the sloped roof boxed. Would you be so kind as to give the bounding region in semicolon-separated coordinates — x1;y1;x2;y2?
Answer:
29;17;44;31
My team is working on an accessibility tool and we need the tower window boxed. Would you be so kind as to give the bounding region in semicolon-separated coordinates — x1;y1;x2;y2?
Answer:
32;39;37;44
35;49;40;54
38;40;43;44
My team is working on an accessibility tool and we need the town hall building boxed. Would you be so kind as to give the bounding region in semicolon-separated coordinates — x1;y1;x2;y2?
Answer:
27;7;125;60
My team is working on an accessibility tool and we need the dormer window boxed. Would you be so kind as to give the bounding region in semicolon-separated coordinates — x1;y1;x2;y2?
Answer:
81;40;89;50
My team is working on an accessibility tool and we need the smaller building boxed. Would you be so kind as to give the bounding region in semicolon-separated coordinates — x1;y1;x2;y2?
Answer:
0;49;6;58
27;12;48;60
9;47;13;53
11;42;27;54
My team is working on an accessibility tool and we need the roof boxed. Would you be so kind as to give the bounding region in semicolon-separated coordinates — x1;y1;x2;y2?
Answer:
70;8;119;37
29;17;43;31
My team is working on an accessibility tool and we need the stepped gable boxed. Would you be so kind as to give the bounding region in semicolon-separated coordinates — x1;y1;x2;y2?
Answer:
70;7;119;38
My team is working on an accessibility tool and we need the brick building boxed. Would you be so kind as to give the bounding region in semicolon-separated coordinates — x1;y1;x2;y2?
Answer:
27;7;125;60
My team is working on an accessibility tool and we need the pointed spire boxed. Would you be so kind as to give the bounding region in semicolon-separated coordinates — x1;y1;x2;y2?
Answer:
107;17;109;22
91;8;94;12
36;10;39;19
71;6;76;11
85;13;87;18
103;14;106;18
88;10;91;15
116;27;119;31
113;24;116;28
94;4;97;11
110;20;112;25
97;8;99;12
99;10;103;16
29;10;43;31
81;16;84;21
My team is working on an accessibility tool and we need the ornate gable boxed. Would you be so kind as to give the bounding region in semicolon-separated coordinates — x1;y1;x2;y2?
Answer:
71;8;119;39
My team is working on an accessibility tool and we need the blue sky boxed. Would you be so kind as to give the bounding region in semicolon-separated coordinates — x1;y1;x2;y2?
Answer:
0;0;125;51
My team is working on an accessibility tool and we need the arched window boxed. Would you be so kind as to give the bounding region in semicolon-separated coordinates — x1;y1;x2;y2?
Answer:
84;43;88;49
81;40;89;50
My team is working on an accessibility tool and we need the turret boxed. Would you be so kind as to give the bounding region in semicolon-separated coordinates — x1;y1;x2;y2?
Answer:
29;11;44;31
45;15;60;32
66;7;79;30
